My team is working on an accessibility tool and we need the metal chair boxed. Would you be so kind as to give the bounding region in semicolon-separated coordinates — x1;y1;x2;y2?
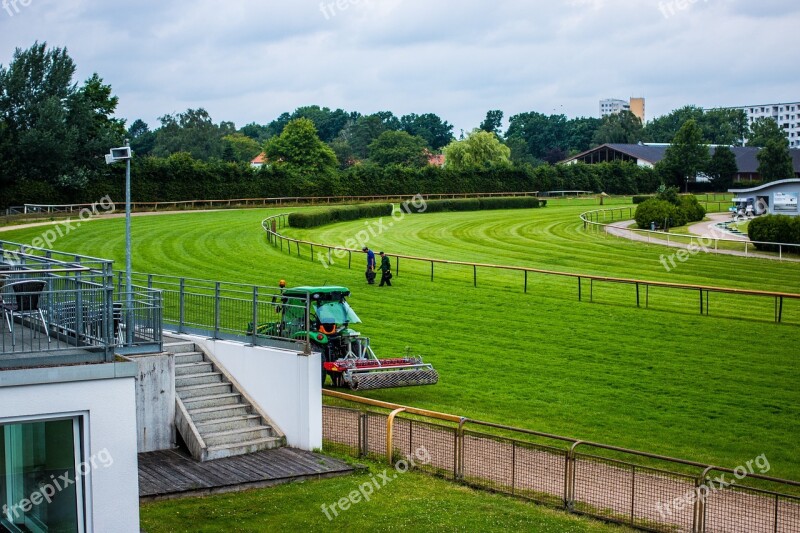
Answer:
1;280;51;342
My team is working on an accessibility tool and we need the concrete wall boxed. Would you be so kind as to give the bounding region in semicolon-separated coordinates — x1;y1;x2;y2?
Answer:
0;368;140;532
129;353;175;452
191;337;322;450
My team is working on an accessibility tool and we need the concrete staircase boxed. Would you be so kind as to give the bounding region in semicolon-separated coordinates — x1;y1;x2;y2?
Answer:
166;338;285;461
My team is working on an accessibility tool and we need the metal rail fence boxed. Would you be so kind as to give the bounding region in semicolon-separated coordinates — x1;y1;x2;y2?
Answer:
0;239;163;364
262;214;800;324
581;207;800;260
123;272;311;352
322;391;800;533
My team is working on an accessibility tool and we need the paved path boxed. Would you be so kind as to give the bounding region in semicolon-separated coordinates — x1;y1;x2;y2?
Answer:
604;216;800;263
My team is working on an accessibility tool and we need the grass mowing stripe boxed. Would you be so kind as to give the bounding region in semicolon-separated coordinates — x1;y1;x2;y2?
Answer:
2;206;798;482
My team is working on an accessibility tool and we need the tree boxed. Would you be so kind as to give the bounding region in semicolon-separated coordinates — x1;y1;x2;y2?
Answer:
592;111;643;145
0;42;123;192
747;117;785;147
128;119;156;156
152;108;228;160
656;119;710;190
442;130;511;171
644;106;705;143
337;113;400;159
400;113;454;150
706;146;738;190
367;131;429;167
757;138;794;183
479;110;504;136
221;133;263;163
264;118;339;194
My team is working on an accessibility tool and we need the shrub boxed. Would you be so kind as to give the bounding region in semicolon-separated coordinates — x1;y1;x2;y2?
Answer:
678;195;706;224
632;195;652;204
749;215;800;252
288;203;393;228
634;199;682;229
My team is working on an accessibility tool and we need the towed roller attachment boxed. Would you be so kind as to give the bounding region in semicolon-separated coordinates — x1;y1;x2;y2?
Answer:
347;367;439;391
333;357;439;391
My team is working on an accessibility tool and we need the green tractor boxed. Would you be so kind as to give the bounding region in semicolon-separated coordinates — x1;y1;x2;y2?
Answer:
258;286;438;391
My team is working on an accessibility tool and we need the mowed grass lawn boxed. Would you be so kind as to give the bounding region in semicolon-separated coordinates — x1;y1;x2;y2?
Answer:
3;202;799;481
140;458;629;533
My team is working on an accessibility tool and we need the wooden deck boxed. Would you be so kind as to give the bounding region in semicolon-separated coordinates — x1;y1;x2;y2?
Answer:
138;447;356;501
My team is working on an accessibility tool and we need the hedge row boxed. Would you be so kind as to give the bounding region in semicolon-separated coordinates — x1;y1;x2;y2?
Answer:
748;215;800;252
403;196;545;214
288;203;393;229
632;195;653;204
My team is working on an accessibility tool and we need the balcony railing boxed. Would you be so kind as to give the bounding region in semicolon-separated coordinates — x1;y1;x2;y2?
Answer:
0;240;163;368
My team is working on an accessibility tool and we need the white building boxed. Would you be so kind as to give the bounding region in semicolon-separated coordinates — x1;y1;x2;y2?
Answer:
715;102;800;148
600;98;630;118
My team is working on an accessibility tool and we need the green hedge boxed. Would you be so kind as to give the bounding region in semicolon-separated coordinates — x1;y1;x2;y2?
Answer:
288;203;393;229
748;215;800;252
404;196;544;214
632;195;653;204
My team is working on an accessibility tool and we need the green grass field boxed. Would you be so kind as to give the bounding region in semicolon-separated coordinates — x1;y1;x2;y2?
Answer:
2;202;799;481
140;457;629;532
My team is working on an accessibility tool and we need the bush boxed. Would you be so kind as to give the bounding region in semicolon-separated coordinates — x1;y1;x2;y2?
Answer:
632;195;652;204
749;215;800;252
678;195;706;224
634;199;682;230
288;203;393;229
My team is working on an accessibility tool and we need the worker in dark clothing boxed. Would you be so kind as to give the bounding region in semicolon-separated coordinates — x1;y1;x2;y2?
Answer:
363;247;376;284
378;252;392;287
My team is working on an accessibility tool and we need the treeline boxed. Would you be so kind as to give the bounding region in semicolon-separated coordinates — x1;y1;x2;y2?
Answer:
2;156;657;205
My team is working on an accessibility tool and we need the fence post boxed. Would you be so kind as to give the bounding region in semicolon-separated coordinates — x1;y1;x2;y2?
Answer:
473;265;477;288
251;286;258;346
431;261;434;282
178;278;185;334
359;412;367;458
396;257;399;278
456;418;467;480
524;271;528;294
386;408;406;465
214;282;221;339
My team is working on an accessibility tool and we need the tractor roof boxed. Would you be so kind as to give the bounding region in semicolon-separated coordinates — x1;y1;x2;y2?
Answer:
283;286;351;298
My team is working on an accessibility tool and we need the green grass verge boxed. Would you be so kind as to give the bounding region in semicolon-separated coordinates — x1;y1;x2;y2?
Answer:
2;204;798;482
139;458;629;533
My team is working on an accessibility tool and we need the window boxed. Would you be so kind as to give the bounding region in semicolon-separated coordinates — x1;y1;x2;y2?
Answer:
1;417;84;532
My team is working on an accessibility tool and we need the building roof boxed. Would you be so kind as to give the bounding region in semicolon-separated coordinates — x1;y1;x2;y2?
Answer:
251;152;267;165
561;143;800;174
729;178;800;194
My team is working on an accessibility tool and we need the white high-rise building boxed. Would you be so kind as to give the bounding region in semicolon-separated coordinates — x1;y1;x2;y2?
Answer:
716;102;800;148
600;98;630;117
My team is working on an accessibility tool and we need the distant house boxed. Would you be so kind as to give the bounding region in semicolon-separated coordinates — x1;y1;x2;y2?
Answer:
559;143;800;183
250;152;268;169
427;153;446;167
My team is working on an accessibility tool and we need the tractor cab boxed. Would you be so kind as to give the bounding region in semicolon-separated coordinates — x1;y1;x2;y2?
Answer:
266;286;438;391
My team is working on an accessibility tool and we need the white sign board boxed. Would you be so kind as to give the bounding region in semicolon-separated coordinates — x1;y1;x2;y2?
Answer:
774;192;798;213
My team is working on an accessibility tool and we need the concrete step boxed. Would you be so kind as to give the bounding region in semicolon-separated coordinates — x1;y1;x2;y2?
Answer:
177;382;232;399
203;426;275;447
195;415;264;434
175;372;224;388
189;404;249;423
174;352;205;364
181;393;242;410
163;341;198;354
176;362;213;376
204;436;285;461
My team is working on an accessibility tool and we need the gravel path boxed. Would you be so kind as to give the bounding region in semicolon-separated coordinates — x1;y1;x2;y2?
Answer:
604;216;800;263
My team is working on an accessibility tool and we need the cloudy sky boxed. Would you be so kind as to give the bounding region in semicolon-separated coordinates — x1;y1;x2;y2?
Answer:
1;0;798;133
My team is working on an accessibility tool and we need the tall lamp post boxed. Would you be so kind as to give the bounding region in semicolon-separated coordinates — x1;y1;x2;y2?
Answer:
105;141;133;344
